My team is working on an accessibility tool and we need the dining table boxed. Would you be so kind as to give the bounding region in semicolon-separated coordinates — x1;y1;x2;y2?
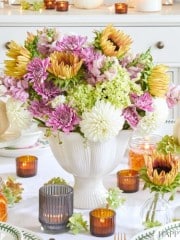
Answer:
0;123;180;240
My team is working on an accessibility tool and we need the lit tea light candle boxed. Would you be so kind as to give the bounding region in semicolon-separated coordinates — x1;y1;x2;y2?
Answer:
90;208;115;237
16;155;38;177
39;184;73;233
115;3;128;14
56;1;69;11
117;169;139;193
44;0;56;9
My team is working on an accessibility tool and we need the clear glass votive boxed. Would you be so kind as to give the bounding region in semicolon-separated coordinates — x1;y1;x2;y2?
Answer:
16;155;38;177
90;208;116;237
117;169;139;193
39;184;73;233
115;3;128;14
56;1;69;11
128;134;161;171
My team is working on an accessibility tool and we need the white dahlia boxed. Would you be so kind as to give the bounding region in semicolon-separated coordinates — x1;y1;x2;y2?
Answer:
80;101;124;142
6;98;32;131
137;97;169;135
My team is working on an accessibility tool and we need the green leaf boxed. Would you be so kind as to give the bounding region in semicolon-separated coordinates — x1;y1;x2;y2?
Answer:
106;187;126;210
67;213;88;235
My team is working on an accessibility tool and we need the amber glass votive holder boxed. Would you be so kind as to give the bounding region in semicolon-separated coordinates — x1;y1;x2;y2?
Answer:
16;155;38;177
115;3;128;14
90;208;115;237
39;184;73;233
44;0;56;9
56;1;69;11
117;169;139;193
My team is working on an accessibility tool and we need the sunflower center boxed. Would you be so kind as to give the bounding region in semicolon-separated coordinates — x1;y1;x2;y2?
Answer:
154;165;172;174
108;37;119;51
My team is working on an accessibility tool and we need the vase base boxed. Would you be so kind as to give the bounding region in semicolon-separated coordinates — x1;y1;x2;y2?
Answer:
73;176;107;209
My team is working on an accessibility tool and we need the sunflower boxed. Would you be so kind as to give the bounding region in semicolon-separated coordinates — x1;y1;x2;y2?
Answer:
4;41;31;79
147;65;170;97
145;151;179;187
48;51;83;79
98;25;132;58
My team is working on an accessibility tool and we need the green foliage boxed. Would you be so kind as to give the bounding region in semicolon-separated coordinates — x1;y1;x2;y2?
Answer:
143;219;162;229
106;187;126;210
156;135;180;155
44;177;68;185
67;213;88;235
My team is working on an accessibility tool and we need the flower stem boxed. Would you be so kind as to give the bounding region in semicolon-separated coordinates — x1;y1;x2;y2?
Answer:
150;192;159;222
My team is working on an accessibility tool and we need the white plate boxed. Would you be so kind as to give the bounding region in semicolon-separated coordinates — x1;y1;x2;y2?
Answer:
0;139;49;158
0;222;23;240
21;229;43;240
153;221;180;240
0;131;20;148
130;227;157;240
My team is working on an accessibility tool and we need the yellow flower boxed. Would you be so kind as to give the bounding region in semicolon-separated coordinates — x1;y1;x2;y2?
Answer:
4;41;31;79
48;51;83;79
145;151;179;186
99;25;132;58
25;32;36;45
147;65;170;97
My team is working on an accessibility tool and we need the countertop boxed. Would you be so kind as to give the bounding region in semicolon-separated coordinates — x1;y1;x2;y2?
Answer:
0;3;180;27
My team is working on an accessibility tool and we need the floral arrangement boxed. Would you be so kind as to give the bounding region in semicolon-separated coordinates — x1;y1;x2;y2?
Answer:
140;151;180;228
0;25;179;142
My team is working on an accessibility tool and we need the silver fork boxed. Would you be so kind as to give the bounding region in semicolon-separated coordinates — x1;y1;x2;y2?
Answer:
114;232;127;240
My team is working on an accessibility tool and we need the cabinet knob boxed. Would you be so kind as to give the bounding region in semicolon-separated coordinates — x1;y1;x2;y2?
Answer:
156;41;164;49
4;41;11;50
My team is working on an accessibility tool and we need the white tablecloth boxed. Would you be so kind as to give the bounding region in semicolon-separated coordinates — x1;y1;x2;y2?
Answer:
0;140;179;240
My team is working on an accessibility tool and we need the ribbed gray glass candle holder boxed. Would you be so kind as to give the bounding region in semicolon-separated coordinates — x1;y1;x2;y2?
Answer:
39;184;73;233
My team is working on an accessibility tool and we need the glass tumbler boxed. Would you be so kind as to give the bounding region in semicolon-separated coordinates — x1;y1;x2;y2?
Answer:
39;184;73;233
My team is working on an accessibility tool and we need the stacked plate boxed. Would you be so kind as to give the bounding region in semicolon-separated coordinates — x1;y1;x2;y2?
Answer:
130;221;180;240
0;222;42;240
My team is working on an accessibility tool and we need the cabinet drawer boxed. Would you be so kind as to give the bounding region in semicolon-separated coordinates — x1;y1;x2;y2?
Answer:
0;26;180;65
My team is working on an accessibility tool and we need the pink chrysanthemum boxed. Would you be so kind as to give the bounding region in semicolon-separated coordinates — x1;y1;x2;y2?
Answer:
32;81;61;101
28;100;52;119
47;104;80;132
55;35;87;53
25;57;50;83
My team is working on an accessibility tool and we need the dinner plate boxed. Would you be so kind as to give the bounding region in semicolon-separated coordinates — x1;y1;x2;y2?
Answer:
0;222;23;240
21;229;43;240
0;131;20;148
0;139;49;158
130;227;157;240
153;221;180;240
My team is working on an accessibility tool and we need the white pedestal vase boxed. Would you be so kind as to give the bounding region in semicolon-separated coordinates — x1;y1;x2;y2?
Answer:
73;0;104;9
47;130;132;209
